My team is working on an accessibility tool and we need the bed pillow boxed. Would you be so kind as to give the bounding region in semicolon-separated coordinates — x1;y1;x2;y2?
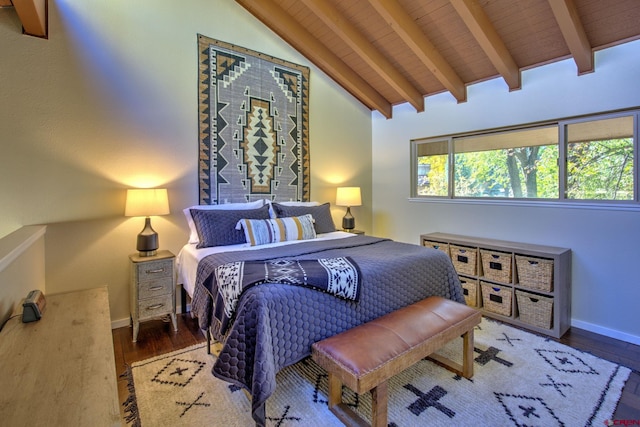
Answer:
236;214;317;246
278;201;320;206
265;200;319;218
183;200;264;244
272;202;336;234
191;204;270;248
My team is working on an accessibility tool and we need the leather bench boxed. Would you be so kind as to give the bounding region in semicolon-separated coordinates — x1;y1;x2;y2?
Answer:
311;296;481;427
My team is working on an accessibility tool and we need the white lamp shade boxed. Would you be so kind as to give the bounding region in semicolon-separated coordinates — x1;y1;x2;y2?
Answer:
336;187;362;207
125;188;170;217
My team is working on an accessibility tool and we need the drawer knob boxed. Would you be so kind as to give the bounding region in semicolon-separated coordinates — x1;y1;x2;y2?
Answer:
146;303;165;310
146;268;165;274
149;285;164;291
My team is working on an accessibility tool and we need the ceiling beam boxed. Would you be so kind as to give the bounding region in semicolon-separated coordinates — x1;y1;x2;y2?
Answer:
450;0;520;91
547;0;593;74
368;0;466;103
236;0;393;118
301;0;425;112
12;0;47;38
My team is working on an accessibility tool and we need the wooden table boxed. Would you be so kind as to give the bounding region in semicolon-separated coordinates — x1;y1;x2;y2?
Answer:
0;287;120;426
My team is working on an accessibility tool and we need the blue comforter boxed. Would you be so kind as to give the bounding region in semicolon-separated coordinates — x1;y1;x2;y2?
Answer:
191;236;464;426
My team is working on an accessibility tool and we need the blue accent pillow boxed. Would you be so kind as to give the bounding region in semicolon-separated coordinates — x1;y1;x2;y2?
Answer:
191;204;271;248
236;214;317;246
183;200;265;244
272;202;336;234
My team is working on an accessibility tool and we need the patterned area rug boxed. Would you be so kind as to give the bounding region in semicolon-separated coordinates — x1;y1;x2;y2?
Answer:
122;318;630;426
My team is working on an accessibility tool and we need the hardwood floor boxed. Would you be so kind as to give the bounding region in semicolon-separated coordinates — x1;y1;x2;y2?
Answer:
557;327;640;421
112;313;206;423
112;313;640;423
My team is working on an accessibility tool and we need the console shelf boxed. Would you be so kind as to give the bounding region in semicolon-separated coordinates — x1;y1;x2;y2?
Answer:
421;232;571;338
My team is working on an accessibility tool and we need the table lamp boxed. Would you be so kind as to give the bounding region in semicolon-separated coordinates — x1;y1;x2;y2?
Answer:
336;186;362;231
125;188;170;256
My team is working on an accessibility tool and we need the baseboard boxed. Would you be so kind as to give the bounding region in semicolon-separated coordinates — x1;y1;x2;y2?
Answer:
110;303;191;330
571;319;640;346
111;317;130;329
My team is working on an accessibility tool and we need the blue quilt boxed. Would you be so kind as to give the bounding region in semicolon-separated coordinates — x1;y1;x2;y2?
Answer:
191;236;463;426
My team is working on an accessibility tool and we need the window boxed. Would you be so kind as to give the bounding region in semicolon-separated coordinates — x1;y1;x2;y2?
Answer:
454;126;559;199
565;116;634;200
411;109;639;205
415;140;448;197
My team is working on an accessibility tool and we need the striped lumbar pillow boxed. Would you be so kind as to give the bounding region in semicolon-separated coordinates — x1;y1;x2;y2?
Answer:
236;214;317;246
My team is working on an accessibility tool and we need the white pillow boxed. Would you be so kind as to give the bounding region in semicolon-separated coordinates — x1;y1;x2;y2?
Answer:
279;201;320;206
183;200;265;244
266;200;319;218
236;214;317;246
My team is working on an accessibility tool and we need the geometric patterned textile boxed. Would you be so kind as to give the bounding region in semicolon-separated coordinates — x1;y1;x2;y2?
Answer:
123;318;631;427
213;257;361;334
236;214;317;246
197;35;310;205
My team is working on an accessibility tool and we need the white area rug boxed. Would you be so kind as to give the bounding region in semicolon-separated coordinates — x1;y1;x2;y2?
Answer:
123;318;630;426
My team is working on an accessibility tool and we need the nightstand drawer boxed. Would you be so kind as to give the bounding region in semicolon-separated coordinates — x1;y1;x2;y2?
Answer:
129;250;178;342
137;294;173;321
135;259;173;282
139;278;173;300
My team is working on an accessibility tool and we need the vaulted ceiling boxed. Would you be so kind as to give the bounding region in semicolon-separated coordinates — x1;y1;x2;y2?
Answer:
1;0;47;38
236;0;640;118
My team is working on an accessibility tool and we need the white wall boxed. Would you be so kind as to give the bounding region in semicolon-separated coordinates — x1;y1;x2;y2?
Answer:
373;40;640;344
0;0;372;324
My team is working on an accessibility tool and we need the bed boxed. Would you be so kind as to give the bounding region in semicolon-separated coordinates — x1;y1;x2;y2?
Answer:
177;201;464;427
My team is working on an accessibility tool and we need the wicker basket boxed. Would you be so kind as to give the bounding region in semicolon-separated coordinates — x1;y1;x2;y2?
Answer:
459;276;478;307
516;290;553;329
516;255;554;292
450;245;477;276
422;240;450;257
480;250;512;283
481;282;512;317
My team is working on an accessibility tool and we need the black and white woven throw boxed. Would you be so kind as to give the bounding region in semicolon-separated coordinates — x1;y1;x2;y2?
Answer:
214;257;361;333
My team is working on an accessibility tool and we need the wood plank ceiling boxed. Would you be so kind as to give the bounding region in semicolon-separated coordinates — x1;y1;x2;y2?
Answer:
236;0;640;118
2;0;48;38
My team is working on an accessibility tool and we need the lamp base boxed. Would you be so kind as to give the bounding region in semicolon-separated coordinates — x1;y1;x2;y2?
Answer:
342;207;355;231
137;250;158;257
136;217;159;257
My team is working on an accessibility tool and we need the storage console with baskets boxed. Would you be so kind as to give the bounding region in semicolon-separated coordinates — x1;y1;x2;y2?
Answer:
421;232;571;338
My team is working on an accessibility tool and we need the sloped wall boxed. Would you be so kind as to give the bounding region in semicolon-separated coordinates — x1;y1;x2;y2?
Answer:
0;0;372;324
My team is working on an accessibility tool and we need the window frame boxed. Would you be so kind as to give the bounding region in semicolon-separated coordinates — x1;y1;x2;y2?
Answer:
411;137;452;198
559;112;638;204
410;108;640;210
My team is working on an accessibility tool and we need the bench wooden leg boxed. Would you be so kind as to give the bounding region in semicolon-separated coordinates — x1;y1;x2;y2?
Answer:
328;373;342;409
462;328;474;378
327;373;375;427
427;328;476;379
371;380;388;427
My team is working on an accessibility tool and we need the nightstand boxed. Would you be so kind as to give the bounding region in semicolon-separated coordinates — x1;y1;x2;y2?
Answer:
129;250;178;342
343;229;364;235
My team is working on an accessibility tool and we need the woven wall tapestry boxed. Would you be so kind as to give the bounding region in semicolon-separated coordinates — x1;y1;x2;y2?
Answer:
198;35;310;205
